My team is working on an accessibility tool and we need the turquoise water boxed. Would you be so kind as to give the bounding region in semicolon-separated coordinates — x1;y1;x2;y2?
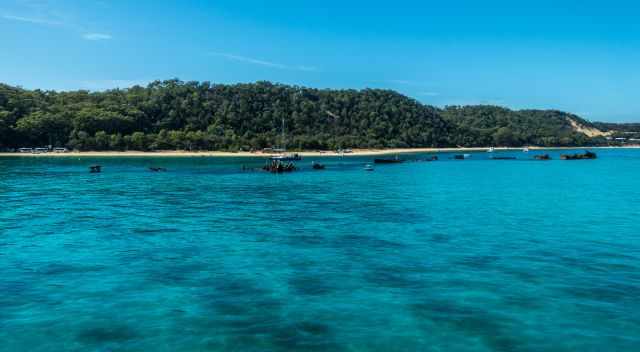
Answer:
1;149;639;351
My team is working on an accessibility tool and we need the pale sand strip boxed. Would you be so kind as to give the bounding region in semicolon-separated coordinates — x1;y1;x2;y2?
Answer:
0;148;479;158
0;146;637;158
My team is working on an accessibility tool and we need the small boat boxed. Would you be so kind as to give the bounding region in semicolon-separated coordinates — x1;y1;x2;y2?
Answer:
490;156;516;160
364;164;374;171
311;162;325;170
149;167;167;172
488;147;495;153
560;151;597;160
523;147;530;153
374;156;404;164
534;154;551;160
89;165;102;173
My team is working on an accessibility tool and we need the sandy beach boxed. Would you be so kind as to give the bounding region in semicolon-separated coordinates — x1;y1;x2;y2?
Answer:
0;148;481;158
0;146;637;158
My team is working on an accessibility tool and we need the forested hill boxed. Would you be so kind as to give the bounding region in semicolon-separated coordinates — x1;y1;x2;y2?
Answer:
440;106;601;147
0;80;617;151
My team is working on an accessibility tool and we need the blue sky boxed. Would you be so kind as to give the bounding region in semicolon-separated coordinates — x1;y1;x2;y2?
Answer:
1;0;639;122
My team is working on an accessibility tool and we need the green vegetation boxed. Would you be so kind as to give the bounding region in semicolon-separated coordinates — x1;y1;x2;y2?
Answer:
593;122;640;141
592;122;640;133
0;80;630;151
440;106;594;147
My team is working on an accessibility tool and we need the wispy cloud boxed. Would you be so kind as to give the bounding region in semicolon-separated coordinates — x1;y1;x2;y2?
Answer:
419;91;440;97
83;32;112;41
1;1;111;41
209;52;317;72
1;14;64;26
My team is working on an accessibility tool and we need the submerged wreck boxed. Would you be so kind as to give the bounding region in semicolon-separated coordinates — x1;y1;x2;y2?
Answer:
452;154;472;160
560;151;597;160
374;156;404;164
263;159;297;173
415;155;439;162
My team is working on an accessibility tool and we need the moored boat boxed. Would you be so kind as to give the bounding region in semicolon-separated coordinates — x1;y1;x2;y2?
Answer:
89;165;102;173
270;153;302;161
267;116;301;162
312;161;325;170
364;164;374;171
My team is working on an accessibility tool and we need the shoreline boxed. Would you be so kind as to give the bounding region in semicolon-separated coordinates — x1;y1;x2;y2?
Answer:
0;146;638;158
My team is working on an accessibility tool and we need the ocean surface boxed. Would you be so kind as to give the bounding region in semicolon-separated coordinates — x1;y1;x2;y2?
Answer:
1;149;639;352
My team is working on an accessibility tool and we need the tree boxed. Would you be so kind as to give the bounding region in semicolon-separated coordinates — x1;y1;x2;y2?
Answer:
109;133;124;150
94;131;110;150
493;127;516;146
15;111;72;147
130;132;148;151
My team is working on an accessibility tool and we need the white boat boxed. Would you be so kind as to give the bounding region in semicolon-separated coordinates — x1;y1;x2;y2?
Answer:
523;147;530;153
267;118;302;161
270;153;301;161
488;147;495;153
364;164;374;171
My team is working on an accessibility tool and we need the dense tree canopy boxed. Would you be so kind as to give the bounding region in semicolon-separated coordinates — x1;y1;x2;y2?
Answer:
0;80;627;151
440;106;595;147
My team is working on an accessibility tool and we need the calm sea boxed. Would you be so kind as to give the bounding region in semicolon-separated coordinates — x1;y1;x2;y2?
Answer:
1;149;639;351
